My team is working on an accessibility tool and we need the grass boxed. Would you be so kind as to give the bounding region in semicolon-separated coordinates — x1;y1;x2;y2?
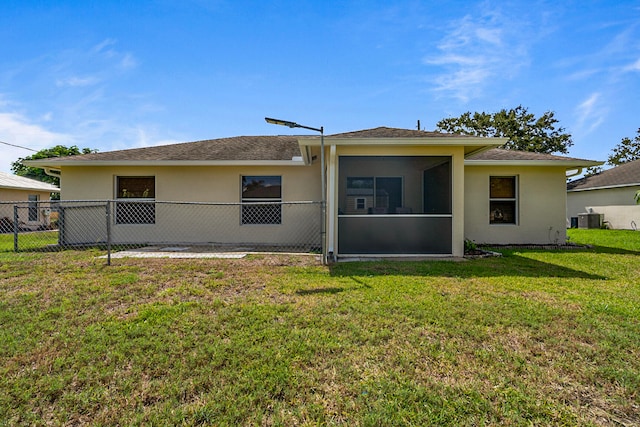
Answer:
0;230;59;252
1;229;639;425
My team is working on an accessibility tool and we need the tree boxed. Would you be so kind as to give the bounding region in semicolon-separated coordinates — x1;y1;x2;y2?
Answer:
11;145;96;187
582;166;604;177
436;105;573;154
607;128;640;166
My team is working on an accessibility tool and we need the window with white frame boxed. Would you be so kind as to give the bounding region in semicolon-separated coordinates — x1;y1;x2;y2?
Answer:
115;176;156;224
241;175;282;224
489;176;517;224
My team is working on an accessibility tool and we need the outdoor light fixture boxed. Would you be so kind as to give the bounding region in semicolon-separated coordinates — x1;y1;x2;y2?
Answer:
265;116;326;263
265;117;322;133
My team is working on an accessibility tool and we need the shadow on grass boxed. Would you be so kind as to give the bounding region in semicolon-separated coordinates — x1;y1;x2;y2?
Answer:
487;244;640;256
296;287;346;296
570;245;640;255
329;250;606;280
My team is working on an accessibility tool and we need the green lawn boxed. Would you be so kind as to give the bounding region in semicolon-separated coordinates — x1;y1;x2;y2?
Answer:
0;230;59;252
1;229;639;426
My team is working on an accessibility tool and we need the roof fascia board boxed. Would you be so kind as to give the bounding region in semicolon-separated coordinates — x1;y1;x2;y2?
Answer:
300;145;312;165
0;185;60;192
568;182;640;192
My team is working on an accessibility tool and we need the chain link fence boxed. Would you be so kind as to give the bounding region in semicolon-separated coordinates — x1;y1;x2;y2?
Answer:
1;200;322;263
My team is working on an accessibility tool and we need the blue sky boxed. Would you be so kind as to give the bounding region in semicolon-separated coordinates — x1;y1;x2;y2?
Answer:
1;0;639;173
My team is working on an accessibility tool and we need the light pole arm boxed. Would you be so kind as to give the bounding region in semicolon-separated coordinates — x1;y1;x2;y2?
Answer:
265;117;322;134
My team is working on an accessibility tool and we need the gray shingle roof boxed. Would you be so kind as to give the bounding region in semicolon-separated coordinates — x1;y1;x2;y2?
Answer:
467;148;594;162
567;158;640;190
36;136;302;163
329;127;469;138
0;171;60;192
25;128;597;167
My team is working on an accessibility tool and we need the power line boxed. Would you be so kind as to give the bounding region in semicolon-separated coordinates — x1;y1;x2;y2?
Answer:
0;139;38;152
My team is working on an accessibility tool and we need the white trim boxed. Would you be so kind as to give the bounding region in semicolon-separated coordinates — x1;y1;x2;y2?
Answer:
567;183;640;192
0;185;60;192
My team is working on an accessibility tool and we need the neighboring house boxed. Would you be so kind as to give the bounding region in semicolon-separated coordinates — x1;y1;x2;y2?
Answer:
0;171;60;230
25;127;599;258
567;159;640;229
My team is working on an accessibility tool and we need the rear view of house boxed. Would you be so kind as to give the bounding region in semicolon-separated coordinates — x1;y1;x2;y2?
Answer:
25;127;600;259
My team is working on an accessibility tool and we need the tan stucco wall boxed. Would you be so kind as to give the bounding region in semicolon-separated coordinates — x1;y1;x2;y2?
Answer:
567;186;640;218
581;205;640;229
464;165;568;245
60;165;320;202
331;145;465;257
57;164;321;246
0;189;54;203
0;189;56;225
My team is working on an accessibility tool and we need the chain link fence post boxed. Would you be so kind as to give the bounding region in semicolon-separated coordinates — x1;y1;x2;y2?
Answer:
58;204;65;246
106;201;112;266
13;204;19;252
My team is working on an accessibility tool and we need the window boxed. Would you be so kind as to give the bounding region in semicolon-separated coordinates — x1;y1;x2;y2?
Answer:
339;156;450;216
28;195;39;221
490;176;517;224
115;176;155;224
241;176;282;224
345;176;402;214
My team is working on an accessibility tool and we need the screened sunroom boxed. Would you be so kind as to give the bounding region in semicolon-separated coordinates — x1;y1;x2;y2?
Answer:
337;156;452;255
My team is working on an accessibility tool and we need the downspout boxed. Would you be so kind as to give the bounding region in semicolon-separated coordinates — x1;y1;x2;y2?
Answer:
43;167;62;178
565;167;583;178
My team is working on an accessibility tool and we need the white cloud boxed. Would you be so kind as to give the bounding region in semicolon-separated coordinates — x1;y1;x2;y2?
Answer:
0;112;72;173
574;93;606;135
425;7;535;101
91;38;118;54
55;76;101;87
430;68;492;102
623;58;640;72
120;53;138;70
129;127;180;149
53;38;138;87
